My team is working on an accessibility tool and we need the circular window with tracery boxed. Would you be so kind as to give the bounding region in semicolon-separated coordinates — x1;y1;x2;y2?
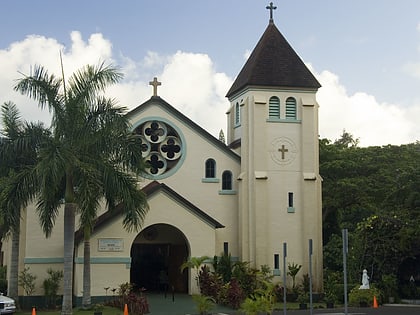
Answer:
134;120;184;178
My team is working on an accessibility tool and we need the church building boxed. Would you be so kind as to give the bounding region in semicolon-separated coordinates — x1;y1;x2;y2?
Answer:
5;4;323;300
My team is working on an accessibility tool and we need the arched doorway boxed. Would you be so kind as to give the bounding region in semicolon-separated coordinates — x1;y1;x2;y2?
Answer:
130;224;189;293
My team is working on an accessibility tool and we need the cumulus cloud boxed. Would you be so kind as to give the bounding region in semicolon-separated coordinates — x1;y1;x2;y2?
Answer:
0;31;418;146
0;32;115;128
316;69;419;146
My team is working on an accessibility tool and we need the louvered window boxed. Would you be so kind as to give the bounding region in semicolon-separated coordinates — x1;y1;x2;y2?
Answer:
285;97;297;119
235;102;240;126
268;96;280;119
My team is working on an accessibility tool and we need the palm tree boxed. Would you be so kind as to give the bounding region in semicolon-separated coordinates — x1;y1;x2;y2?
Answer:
180;256;210;289
0;102;48;302
13;62;148;315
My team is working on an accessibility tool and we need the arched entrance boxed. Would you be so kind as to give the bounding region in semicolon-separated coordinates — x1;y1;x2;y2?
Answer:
130;224;189;293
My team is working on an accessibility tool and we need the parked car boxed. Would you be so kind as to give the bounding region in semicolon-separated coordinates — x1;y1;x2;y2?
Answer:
0;294;16;314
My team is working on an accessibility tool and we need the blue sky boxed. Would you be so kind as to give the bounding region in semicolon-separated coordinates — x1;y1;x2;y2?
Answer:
1;0;419;146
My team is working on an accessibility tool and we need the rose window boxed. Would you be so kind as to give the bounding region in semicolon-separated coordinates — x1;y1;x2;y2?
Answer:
134;120;183;177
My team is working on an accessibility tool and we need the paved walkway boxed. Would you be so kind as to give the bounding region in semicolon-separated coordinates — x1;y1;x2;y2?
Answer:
146;293;233;315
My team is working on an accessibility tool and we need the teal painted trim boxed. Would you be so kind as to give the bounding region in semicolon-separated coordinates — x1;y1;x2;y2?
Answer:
74;257;131;264
201;178;220;183
218;190;237;195
131;116;186;180
287;207;295;213
273;269;281;276
24;257;64;264
266;118;301;123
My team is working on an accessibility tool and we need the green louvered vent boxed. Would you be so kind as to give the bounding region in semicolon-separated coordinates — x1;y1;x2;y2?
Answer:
269;97;280;118
285;97;297;119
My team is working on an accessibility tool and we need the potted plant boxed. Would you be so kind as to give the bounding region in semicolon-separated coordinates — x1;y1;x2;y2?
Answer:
297;292;308;310
93;303;104;315
325;292;336;308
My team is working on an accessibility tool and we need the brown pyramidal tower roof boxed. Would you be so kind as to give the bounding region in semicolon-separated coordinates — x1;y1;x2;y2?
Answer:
226;16;321;98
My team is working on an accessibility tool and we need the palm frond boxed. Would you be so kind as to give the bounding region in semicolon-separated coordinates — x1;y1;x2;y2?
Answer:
101;162;148;232
0;167;40;232
1;102;22;139
14;65;62;113
67;62;123;109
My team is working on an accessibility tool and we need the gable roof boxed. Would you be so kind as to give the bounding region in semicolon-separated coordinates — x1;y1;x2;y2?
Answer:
226;22;321;98
127;96;240;162
74;181;224;245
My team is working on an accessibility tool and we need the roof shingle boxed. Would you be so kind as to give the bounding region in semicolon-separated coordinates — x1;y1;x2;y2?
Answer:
226;22;321;98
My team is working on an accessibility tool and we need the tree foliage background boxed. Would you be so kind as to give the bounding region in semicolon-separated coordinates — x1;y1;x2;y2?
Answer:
321;131;420;296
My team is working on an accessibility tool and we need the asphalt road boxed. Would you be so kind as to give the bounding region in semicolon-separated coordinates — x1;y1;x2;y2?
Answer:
280;305;420;315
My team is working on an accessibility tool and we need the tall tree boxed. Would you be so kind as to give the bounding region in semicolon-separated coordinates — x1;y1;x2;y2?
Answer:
13;62;148;315
0;102;48;302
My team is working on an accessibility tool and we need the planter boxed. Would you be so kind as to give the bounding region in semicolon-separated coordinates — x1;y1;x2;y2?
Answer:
299;303;307;310
326;302;334;308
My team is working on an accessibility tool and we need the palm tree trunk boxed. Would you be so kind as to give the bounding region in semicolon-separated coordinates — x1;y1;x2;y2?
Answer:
8;220;20;304
82;228;91;309
61;203;76;315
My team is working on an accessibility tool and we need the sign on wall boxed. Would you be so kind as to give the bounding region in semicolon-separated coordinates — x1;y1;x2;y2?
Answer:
98;238;124;252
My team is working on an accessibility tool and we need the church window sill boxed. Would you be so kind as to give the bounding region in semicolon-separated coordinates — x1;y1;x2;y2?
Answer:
218;190;237;195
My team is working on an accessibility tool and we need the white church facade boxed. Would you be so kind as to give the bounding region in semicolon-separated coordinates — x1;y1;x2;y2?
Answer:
5;7;323;301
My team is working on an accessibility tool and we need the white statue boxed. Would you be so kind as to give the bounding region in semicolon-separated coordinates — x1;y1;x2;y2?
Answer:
359;269;370;289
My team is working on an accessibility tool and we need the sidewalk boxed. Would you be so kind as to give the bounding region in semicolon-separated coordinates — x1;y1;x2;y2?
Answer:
145;293;233;315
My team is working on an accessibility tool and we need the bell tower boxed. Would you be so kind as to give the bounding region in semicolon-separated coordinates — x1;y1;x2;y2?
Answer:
226;3;323;291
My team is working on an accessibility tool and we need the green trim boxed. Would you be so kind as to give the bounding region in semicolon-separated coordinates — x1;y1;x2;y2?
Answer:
24;257;63;264
287;207;295;213
273;269;281;276
202;178;220;183
266;118;301;123
218;190;237;195
74;257;131;264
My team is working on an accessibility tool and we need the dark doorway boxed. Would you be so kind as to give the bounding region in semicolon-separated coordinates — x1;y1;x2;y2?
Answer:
130;224;189;293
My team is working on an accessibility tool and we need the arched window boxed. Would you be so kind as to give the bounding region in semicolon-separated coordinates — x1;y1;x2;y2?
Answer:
285;97;297;119
235;102;241;126
222;170;233;190
268;96;280;119
205;158;216;178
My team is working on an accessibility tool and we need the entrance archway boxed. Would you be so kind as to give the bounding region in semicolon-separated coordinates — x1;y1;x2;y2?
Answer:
130;224;189;293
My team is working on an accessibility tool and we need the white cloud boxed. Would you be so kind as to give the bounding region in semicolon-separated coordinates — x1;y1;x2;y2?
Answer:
316;69;419;146
0;32;418;147
0;32;115;128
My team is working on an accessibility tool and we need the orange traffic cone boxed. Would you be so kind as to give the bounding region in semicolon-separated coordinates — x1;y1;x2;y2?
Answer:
32;308;36;315
124;303;128;315
373;295;378;308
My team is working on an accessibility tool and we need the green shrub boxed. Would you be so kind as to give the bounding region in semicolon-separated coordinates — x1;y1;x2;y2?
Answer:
348;285;382;307
42;268;63;309
192;294;215;315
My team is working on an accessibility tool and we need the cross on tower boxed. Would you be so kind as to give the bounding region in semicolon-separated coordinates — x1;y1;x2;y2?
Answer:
149;77;161;96
278;145;288;160
266;2;277;24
